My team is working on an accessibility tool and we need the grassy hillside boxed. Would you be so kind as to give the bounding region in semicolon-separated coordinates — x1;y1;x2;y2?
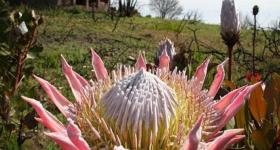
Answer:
37;8;222;69
33;8;259;86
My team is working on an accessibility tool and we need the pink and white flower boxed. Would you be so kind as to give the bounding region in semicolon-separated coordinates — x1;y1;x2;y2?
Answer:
23;48;258;150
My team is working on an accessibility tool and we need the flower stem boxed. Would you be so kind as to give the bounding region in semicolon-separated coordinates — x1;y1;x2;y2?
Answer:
252;14;257;74
227;45;233;81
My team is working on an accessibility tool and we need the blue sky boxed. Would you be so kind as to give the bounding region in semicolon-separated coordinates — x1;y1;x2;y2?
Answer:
138;0;280;27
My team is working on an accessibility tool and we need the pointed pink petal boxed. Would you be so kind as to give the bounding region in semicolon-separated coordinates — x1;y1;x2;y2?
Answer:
61;55;84;104
67;119;91;150
181;115;203;150
213;85;247;112
208;59;228;98
91;49;108;81
223;135;245;149
203;131;223;140
214;82;260;134
208;129;244;150
159;48;170;69
215;88;249;132
74;72;89;87
34;75;75;119
45;132;79;150
135;53;146;70
194;57;211;85
22;96;65;133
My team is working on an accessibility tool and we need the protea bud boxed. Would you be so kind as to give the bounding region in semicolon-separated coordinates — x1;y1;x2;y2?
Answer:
155;38;176;67
253;5;259;16
220;0;240;47
220;0;240;81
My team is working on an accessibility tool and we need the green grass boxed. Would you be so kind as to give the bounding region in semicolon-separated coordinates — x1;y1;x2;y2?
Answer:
36;9;216;74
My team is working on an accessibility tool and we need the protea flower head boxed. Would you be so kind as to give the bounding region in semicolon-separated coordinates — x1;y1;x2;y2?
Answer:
23;47;259;150
155;38;176;67
220;0;240;47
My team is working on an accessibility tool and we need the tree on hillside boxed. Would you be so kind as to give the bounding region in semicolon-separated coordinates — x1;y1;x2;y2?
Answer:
118;0;138;17
149;0;183;19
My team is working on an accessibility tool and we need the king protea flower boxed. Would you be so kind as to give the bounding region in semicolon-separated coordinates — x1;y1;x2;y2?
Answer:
23;48;258;150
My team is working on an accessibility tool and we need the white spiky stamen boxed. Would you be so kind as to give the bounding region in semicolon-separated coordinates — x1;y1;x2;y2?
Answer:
102;69;177;136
